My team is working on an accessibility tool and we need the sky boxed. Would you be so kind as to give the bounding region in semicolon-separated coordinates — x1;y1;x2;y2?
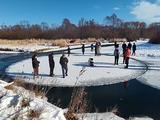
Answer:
0;0;160;25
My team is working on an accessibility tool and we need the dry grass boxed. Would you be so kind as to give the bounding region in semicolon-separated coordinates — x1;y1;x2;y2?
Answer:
52;39;69;47
27;109;43;119
65;87;88;120
0;39;69;47
4;84;15;90
12;79;48;98
21;98;30;108
110;106;118;115
13;79;26;87
0;38;107;47
64;112;79;120
12;114;19;120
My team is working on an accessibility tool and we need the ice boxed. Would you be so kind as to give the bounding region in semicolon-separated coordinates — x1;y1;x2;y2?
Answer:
6;45;146;87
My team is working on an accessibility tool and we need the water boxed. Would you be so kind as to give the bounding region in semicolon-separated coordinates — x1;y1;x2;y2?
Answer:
46;79;160;119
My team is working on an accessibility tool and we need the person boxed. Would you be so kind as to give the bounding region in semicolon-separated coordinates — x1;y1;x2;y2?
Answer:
128;42;132;50
132;43;136;56
96;41;101;55
88;58;94;66
32;53;40;78
67;46;71;56
82;44;85;55
124;46;131;68
59;53;69;78
122;42;127;64
95;43;97;56
114;46;120;65
48;53;55;77
114;41;117;48
91;43;94;52
114;41;119;48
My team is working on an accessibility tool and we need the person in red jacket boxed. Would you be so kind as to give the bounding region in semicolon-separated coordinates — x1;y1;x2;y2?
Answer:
124;47;131;68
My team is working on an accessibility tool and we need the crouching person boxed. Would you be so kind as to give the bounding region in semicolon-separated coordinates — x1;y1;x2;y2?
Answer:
88;58;94;66
59;53;68;78
32;53;40;78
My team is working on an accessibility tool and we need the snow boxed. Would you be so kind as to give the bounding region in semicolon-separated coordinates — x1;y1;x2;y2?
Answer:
78;112;125;120
0;80;125;120
0;80;66;120
2;40;160;119
131;41;160;90
131;117;153;120
6;45;146;87
0;44;59;52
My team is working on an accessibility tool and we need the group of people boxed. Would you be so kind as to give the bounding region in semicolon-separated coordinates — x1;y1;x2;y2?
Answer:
32;52;68;78
32;41;137;79
81;41;102;56
114;41;137;68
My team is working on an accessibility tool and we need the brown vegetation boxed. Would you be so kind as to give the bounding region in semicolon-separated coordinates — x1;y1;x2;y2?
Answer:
1;14;159;42
21;98;30;108
65;87;88;120
27;109;43;119
4;84;15;90
12;79;49;98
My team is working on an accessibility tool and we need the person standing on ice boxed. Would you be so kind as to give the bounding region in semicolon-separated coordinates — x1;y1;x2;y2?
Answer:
48;53;55;77
94;42;98;56
82;44;85;55
96;41;101;55
67;46;71;56
124;46;131;68
114;46;120;65
114;41;119;48
122;42;127;64
59;53;69;78
91;43;94;52
32;53;40;78
132;43;136;56
128;42;132;50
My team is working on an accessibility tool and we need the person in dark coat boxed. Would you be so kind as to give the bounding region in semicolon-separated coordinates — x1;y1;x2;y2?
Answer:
59;53;69;78
128;42;132;50
114;47;120;65
95;43;97;56
122;42;127;64
114;41;119;48
82;44;85;55
48;53;55;77
67;46;71;56
132;43;136;56
32;53;40;78
91;44;94;51
114;41;117;48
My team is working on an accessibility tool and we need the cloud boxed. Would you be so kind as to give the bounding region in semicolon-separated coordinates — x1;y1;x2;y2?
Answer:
131;0;160;23
113;7;120;11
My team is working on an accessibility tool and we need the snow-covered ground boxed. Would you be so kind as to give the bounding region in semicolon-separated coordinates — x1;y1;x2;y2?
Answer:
6;45;146;87
78;112;125;120
0;44;59;52
130;117;153;120
0;80;126;120
132;41;160;90
0;80;66;120
1;40;160;120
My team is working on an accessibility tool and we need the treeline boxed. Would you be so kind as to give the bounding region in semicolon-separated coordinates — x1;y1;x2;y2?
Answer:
0;14;160;42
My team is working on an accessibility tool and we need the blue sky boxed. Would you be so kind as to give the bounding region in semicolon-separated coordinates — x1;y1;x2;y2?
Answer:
0;0;160;25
